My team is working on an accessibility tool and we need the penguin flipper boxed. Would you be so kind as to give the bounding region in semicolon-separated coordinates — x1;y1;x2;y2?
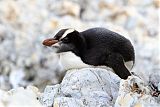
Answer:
105;53;131;79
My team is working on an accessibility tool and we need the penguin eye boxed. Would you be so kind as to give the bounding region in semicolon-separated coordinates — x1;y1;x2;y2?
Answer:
62;37;70;43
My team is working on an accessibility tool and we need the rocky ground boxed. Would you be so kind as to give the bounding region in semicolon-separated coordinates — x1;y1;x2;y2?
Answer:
0;68;160;107
0;0;159;106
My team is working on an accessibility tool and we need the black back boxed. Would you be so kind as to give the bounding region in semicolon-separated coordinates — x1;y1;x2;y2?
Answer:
78;27;135;66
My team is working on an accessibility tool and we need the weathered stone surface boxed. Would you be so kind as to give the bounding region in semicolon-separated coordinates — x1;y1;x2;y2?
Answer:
115;76;160;107
39;85;60;106
0;68;160;107
40;68;120;107
0;86;43;107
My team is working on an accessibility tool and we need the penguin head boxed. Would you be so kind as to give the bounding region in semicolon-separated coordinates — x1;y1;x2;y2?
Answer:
43;28;85;55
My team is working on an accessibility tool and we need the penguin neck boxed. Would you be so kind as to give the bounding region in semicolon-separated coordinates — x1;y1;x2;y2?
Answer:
74;34;87;57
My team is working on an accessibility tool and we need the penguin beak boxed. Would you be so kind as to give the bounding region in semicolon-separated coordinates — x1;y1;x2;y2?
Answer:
42;38;58;47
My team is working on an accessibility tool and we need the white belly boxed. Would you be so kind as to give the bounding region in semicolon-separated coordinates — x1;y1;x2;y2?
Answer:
59;51;133;73
124;61;134;71
59;52;91;71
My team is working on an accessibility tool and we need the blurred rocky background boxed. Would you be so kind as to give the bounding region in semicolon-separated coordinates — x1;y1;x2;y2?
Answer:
0;0;159;92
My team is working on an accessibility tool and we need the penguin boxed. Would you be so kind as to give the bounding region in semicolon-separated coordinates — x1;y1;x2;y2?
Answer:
42;27;135;79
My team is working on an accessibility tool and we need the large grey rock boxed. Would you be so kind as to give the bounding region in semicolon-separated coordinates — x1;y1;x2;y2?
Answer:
40;68;121;107
0;68;120;107
39;68;160;107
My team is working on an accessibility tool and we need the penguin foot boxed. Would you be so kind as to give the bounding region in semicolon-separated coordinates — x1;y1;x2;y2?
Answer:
131;83;143;94
105;53;131;79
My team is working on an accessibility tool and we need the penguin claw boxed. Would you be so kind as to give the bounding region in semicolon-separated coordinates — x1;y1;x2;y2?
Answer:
131;83;143;94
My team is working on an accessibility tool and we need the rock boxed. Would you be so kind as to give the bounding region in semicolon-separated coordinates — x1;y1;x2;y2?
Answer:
0;68;120;107
153;0;160;8
0;24;6;42
0;76;11;91
158;83;160;91
48;0;81;17
115;76;160;107
0;0;20;24
133;40;160;84
9;68;25;88
39;85;60;106
127;0;154;6
1;68;160;107
39;68;121;107
0;86;43;107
